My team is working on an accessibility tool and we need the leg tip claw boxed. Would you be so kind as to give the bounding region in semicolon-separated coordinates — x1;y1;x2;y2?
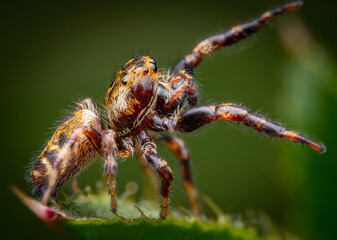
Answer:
111;208;117;213
319;144;327;154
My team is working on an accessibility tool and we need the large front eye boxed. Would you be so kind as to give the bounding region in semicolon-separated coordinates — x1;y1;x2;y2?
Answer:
149;62;157;72
121;75;128;85
122;78;128;85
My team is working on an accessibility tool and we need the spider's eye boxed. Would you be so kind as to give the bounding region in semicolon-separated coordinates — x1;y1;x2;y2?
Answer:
149;57;156;65
134;67;149;74
122;77;128;85
149;62;157;72
134;67;143;74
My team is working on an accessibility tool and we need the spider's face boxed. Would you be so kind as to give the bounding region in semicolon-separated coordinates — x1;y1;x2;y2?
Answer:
105;56;159;135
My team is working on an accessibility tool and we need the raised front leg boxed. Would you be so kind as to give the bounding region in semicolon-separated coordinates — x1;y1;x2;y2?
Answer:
137;130;173;218
173;1;302;74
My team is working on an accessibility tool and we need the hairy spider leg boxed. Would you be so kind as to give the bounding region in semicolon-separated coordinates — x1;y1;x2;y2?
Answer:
158;2;304;213
137;130;173;219
174;104;326;153
102;129;118;212
135;145;158;192
69;126;103;195
41;126;108;204
70;99;104;195
41;127;90;204
160;134;200;216
138;131;199;215
69;127;102;196
173;1;302;74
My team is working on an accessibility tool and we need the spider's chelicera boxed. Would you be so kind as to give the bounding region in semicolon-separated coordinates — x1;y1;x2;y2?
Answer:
29;1;325;219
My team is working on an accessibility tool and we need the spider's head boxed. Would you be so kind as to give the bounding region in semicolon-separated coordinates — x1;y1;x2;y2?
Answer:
105;56;159;135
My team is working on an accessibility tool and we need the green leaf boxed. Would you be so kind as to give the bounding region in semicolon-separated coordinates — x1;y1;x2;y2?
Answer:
11;184;278;240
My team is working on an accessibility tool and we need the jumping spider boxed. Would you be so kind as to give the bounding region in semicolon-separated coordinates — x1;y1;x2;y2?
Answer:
29;1;325;219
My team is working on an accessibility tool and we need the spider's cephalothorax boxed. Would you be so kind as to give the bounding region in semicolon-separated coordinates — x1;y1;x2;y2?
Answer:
106;56;159;136
29;1;326;219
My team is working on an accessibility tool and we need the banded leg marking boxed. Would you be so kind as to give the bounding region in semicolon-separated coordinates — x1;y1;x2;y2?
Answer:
103;130;118;213
137;130;173;218
175;104;326;153
163;134;200;215
173;1;302;74
41;128;85;204
135;145;158;192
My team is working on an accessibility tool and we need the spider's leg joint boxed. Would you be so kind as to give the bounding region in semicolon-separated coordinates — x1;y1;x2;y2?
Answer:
137;130;173;218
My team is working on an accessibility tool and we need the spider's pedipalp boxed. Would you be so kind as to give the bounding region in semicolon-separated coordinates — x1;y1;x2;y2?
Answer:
166;71;197;107
173;1;302;74
118;136;135;159
155;70;197;118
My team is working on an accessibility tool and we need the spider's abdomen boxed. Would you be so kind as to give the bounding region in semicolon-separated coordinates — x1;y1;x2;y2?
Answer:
30;109;102;196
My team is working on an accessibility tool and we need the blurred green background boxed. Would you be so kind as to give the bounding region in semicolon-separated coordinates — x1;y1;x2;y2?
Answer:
2;0;336;239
